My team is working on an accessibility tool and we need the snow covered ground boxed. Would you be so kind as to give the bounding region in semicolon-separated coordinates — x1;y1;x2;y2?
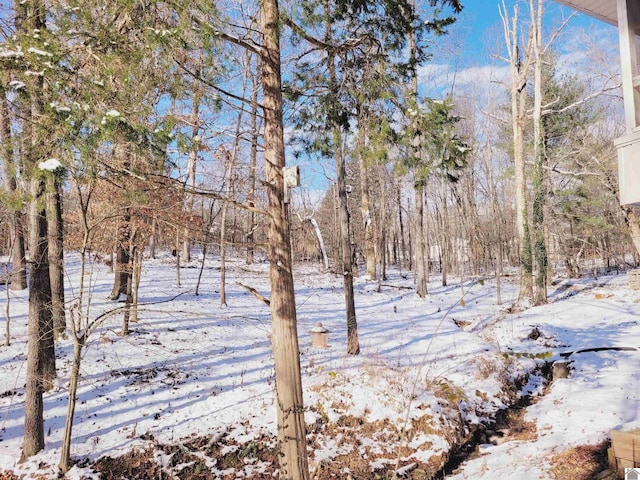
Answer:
1;252;639;478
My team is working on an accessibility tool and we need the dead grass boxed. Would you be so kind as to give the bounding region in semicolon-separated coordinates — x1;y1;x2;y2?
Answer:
502;408;538;442
549;441;609;480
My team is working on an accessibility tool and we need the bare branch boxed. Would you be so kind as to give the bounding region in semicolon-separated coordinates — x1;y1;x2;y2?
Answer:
98;162;270;217
236;281;270;305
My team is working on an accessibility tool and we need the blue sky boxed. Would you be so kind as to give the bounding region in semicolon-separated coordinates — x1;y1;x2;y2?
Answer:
294;1;621;206
453;0;616;64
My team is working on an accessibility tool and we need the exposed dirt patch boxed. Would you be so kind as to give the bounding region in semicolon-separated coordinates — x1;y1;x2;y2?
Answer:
92;433;279;479
549;441;610;480
0;472;19;480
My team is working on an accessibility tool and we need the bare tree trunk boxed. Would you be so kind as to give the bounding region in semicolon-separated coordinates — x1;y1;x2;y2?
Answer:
334;133;359;354
309;217;329;270
398;188;407;273
3;261;10;346
47;175;66;339
325;10;359;355
530;0;547;305
22;182;52;459
221;80;246;306
0;83;27;290
220;150;231;307
182;89;202;263
439;175;448;287
414;182;428;297
109;217;131;300
247;58;261;265
59;336;83;473
149;216;157;259
500;3;534;302
131;248;142;324
260;1;310;477
19;8;57;451
175;227;181;287
358;127;377;281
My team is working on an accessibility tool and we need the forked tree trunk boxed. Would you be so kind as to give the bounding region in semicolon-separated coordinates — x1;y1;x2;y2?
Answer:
501;3;534;302
260;1;310;478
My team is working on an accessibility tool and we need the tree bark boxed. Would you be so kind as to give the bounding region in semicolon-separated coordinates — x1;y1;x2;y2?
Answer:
358;127;377;281
59;337;83;473
414;182;428;297
182;89;202;263
0;83;27;290
332;109;360;355
501;3;533;302
109;216;131;300
260;1;310;478
246;56;261;265
325;7;359;355
531;0;548;306
47;175;66;338
22;181;52;460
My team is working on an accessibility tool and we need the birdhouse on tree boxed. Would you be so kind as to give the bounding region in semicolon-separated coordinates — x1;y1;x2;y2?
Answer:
283;165;300;204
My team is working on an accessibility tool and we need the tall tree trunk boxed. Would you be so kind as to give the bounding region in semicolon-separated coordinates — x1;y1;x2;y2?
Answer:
219;148;232;307
414;182;428;297
260;1;310;478
501;3;534;302
0;82;27;290
439;174;448;287
325;7;359;355
21;1;56;459
246;60;260;265
334;130;359;354
339;163;359;344
531;0;547;305
182;88;202;263
408;5;427;296
398;187;407;272
358;127;377;281
47;175;66;339
22;180;52;460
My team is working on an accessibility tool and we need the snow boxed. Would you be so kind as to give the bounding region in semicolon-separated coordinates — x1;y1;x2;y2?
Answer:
0;48;24;58
1;254;639;478
37;158;63;171
27;47;52;57
9;80;25;90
